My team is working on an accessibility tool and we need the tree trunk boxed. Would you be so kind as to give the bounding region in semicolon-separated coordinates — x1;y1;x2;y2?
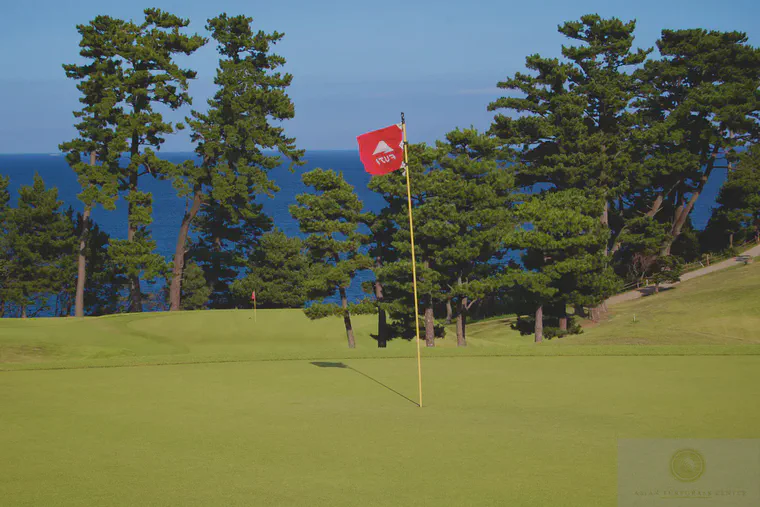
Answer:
729;232;734;249
646;192;665;218
170;190;203;311
127;133;143;313
21;305;27;319
339;287;355;348
424;300;435;347
559;307;568;333
127;167;142;313
445;298;453;325
456;299;467;347
534;305;543;343
374;258;386;348
590;306;601;323
75;204;91;318
377;308;387;348
601;200;610;256
654;282;660;294
661;157;717;256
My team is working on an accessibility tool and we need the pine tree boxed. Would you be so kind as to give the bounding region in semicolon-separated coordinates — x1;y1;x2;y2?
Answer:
638;29;760;255
171;262;211;311
60;20;122;317
369;132;516;346
0;176;10;317
506;189;617;341
189;201;273;308
363;209;398;347
173;13;303;310
368;143;442;346
2;175;77;318
489;15;649;252
72;10;205;312
290;169;373;348
432;128;516;346
231;229;310;309
703;145;760;250
80;217;127;316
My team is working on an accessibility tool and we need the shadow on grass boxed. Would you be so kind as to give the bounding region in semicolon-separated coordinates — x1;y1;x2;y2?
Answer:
637;286;676;297
310;361;419;407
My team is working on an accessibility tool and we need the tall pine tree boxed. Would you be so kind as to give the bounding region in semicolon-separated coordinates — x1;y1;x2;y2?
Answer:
73;10;205;312
637;29;760;255
172;14;303;310
290;169;373;348
61;20;122;317
0;176;10;317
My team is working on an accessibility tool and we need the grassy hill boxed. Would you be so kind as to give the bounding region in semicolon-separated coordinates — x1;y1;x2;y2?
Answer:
2;263;759;505
1;259;759;371
465;258;760;347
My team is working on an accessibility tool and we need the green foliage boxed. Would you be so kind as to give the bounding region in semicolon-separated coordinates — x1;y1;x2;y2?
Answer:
637;28;760;253
231;229;310;309
512;314;583;338
507;189;620;317
702;145;760;251
0;176;10;315
369;131;516;341
67;9;206;311
650;255;683;288
290;168;374;319
80;218;126;316
0;175;78;316
190;201;272;308
489;14;648;214
183;14;303;308
178;262;212;311
108;190;167;282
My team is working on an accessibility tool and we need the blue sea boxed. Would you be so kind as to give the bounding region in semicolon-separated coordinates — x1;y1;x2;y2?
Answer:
0;151;728;311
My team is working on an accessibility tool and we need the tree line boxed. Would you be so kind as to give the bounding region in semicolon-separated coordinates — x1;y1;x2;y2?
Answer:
0;12;758;346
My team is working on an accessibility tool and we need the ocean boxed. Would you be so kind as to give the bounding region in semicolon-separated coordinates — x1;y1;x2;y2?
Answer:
0;151;727;311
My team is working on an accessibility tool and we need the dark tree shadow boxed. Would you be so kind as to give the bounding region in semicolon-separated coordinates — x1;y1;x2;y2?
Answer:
310;361;419;406
637;286;676;297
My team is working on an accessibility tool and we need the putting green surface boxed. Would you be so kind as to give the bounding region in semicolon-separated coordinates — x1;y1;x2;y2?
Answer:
2;355;759;506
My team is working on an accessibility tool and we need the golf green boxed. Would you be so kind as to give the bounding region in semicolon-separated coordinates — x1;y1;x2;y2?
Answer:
2;355;758;506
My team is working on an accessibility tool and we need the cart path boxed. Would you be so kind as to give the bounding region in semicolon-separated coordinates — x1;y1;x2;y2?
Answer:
606;244;760;306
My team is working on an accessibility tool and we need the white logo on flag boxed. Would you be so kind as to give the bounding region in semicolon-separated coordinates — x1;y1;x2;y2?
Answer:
373;141;394;155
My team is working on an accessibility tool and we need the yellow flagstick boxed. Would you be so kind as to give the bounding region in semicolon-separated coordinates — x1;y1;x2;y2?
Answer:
401;112;423;408
254;298;257;323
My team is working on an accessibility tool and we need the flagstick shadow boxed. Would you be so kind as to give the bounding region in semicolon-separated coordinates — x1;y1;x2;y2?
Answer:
310;361;419;407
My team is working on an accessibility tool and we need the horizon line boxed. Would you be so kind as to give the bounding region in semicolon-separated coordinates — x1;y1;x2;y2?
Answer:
0;148;359;156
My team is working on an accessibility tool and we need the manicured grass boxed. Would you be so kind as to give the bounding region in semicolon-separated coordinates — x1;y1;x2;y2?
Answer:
2;356;759;506
459;260;760;348
2;256;759;372
1;260;759;505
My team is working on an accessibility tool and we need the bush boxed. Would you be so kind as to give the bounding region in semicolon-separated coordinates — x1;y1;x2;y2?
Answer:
512;314;583;339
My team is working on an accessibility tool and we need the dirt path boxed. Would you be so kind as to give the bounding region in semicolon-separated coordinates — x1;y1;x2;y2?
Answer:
606;244;760;306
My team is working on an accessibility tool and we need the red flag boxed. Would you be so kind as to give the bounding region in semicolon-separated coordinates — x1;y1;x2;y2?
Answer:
250;291;256;301
356;124;405;175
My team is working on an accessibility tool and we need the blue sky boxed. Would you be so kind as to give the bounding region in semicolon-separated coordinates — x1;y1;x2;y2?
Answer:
1;0;759;153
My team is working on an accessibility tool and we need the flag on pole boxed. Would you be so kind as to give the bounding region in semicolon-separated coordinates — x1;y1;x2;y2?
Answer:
250;290;256;301
356;114;423;408
356;124;405;175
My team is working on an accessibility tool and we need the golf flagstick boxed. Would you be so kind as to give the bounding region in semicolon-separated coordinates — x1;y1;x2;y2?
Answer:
401;113;423;408
355;115;423;408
